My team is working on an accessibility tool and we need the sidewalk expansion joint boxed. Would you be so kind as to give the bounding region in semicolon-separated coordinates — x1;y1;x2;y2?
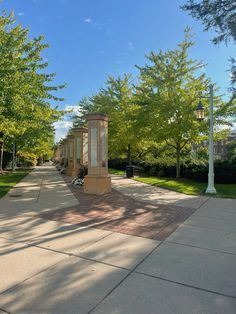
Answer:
189;213;236;223
31;242;131;272
36;177;44;203
165;239;236;256
134;270;236;300
88;240;163;314
0;257;69;297
184;221;236;233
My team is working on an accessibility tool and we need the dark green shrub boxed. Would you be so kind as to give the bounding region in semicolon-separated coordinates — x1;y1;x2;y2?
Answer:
108;158;236;183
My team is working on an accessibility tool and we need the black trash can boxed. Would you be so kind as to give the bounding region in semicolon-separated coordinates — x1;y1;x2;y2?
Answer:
126;165;134;178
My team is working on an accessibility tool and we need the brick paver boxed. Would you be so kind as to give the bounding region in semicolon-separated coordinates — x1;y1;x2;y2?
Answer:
41;175;196;240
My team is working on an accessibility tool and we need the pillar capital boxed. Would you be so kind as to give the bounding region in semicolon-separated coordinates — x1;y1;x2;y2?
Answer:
85;113;109;122
71;127;88;134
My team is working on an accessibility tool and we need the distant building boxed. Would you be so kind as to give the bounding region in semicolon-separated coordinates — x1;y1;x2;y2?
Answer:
214;131;236;160
192;130;236;160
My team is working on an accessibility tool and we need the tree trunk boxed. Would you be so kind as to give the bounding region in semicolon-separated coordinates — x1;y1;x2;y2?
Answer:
0;140;3;172
127;144;132;165
176;145;181;179
12;140;16;171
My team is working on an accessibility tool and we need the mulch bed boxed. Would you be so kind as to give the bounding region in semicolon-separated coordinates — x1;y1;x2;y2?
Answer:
40;175;196;241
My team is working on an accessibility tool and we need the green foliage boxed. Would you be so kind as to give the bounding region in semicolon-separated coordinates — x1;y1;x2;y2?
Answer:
225;139;236;161
18;151;37;167
69;30;234;179
73;74;143;164
182;0;236;93
135;29;227;177
0;10;64;167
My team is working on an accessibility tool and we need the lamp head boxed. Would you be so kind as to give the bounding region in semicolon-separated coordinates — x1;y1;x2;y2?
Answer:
196;101;205;121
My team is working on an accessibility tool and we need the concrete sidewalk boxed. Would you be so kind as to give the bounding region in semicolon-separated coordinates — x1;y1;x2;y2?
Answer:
0;166;236;313
111;175;209;209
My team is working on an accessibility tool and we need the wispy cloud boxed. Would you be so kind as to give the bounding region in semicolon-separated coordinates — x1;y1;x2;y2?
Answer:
84;18;104;31
84;18;92;24
53;120;73;142
18;12;25;17
128;41;134;50
64;105;80;114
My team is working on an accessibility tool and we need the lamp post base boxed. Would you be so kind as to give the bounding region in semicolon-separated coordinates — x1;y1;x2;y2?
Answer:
206;186;216;194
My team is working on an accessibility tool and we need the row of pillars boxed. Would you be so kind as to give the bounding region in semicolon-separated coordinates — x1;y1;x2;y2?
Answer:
54;113;111;195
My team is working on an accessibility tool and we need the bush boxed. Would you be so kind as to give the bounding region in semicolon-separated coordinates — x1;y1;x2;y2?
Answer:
18;152;37;167
157;170;165;177
108;159;126;171
109;158;236;183
2;151;12;169
214;160;236;184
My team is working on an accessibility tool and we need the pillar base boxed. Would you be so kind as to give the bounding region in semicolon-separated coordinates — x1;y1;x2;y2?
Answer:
66;164;74;176
84;175;111;195
71;167;80;178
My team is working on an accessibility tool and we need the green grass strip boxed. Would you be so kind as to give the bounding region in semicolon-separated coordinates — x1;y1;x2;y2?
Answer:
135;176;236;199
0;170;30;198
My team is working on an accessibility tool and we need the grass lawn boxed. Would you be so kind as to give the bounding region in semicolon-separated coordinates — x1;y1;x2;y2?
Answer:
109;168;126;175
0;170;30;198
135;176;236;199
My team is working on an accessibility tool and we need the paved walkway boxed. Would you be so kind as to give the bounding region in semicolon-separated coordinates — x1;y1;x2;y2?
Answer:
0;166;236;313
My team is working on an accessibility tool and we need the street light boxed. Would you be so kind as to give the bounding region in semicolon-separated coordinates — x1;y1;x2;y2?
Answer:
196;84;216;194
196;101;204;121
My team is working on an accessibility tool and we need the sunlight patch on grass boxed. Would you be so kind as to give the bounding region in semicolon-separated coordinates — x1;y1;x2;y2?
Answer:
0;171;30;198
109;168;125;175
135;177;236;199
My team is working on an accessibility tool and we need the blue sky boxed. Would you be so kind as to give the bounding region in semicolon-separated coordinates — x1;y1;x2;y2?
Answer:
1;0;235;140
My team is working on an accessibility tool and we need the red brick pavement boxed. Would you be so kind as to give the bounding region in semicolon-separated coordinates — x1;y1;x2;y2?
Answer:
40;175;196;241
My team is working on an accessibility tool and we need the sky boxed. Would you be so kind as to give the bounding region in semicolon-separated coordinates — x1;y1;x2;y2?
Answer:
1;0;235;141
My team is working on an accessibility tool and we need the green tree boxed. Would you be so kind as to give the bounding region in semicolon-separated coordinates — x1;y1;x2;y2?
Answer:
73;75;141;165
135;30;226;178
0;11;64;170
182;0;236;93
225;139;236;161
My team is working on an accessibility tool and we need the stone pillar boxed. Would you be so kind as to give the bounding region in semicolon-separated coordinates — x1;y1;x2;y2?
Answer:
54;144;61;162
84;113;111;195
59;144;63;163
71;127;88;178
66;135;74;176
60;140;65;165
64;138;69;167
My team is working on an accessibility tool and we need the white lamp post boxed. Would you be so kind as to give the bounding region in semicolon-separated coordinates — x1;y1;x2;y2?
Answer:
196;84;216;194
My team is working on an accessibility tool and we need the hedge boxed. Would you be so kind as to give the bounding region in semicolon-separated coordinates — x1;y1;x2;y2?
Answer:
108;159;236;184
